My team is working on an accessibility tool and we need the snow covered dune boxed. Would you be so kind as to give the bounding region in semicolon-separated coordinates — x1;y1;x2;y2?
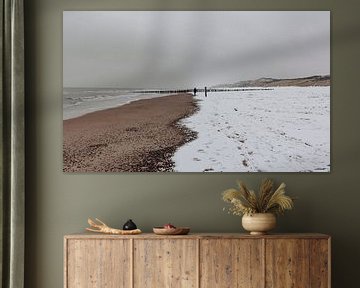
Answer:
173;87;330;172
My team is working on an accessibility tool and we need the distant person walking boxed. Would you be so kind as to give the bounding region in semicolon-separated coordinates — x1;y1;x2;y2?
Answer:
193;87;197;96
204;86;208;97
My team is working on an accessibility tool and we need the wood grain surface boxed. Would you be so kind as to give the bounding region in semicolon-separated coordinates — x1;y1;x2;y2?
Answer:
65;239;131;288
200;239;264;288
309;239;330;288
64;234;330;288
65;233;330;240
133;239;197;288
265;239;310;287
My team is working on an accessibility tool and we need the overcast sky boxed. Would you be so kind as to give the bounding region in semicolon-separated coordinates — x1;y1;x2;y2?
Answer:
63;11;330;88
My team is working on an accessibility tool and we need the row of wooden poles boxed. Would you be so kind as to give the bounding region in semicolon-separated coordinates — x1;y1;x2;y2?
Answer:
131;87;273;94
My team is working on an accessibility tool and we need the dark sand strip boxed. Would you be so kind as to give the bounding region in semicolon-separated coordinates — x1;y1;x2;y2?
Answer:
63;93;198;172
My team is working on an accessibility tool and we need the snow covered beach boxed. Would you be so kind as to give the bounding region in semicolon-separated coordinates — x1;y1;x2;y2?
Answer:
63;86;330;172
173;87;330;172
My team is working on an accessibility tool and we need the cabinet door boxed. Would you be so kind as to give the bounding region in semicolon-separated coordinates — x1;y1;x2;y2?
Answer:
309;239;330;288
200;239;264;288
266;239;310;287
134;239;198;288
66;239;131;288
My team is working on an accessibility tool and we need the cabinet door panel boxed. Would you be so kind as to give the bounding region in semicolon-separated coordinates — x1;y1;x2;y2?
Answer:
200;239;264;288
265;239;310;288
310;239;330;288
134;239;198;288
66;239;131;288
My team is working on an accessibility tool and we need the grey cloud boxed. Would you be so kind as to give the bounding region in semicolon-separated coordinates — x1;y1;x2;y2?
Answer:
63;11;329;88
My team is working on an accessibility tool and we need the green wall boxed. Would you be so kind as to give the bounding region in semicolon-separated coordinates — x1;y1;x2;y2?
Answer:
25;0;360;287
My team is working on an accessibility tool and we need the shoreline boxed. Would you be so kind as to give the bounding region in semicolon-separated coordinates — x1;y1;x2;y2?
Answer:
63;92;172;120
63;93;198;172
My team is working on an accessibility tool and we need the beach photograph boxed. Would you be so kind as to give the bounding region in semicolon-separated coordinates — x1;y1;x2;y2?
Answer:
63;11;330;172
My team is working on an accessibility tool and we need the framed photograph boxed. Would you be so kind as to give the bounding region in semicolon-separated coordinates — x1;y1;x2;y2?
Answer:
63;11;330;173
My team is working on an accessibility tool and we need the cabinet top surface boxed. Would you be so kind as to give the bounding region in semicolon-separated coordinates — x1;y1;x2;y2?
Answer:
64;232;330;240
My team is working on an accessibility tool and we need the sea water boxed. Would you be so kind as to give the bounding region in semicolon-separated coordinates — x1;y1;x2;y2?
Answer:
63;88;165;120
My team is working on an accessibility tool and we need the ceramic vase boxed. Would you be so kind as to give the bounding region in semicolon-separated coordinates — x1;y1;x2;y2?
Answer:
242;213;276;235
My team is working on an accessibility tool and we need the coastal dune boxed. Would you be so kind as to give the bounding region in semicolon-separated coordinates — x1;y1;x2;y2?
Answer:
63;93;198;172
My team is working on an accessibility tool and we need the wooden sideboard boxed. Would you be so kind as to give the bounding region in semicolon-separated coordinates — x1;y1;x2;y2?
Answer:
64;233;330;288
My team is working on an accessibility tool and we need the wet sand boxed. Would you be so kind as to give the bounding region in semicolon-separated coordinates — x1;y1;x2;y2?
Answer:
63;93;198;172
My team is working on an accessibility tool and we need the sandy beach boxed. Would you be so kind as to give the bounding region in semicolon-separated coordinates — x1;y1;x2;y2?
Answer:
63;93;198;172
